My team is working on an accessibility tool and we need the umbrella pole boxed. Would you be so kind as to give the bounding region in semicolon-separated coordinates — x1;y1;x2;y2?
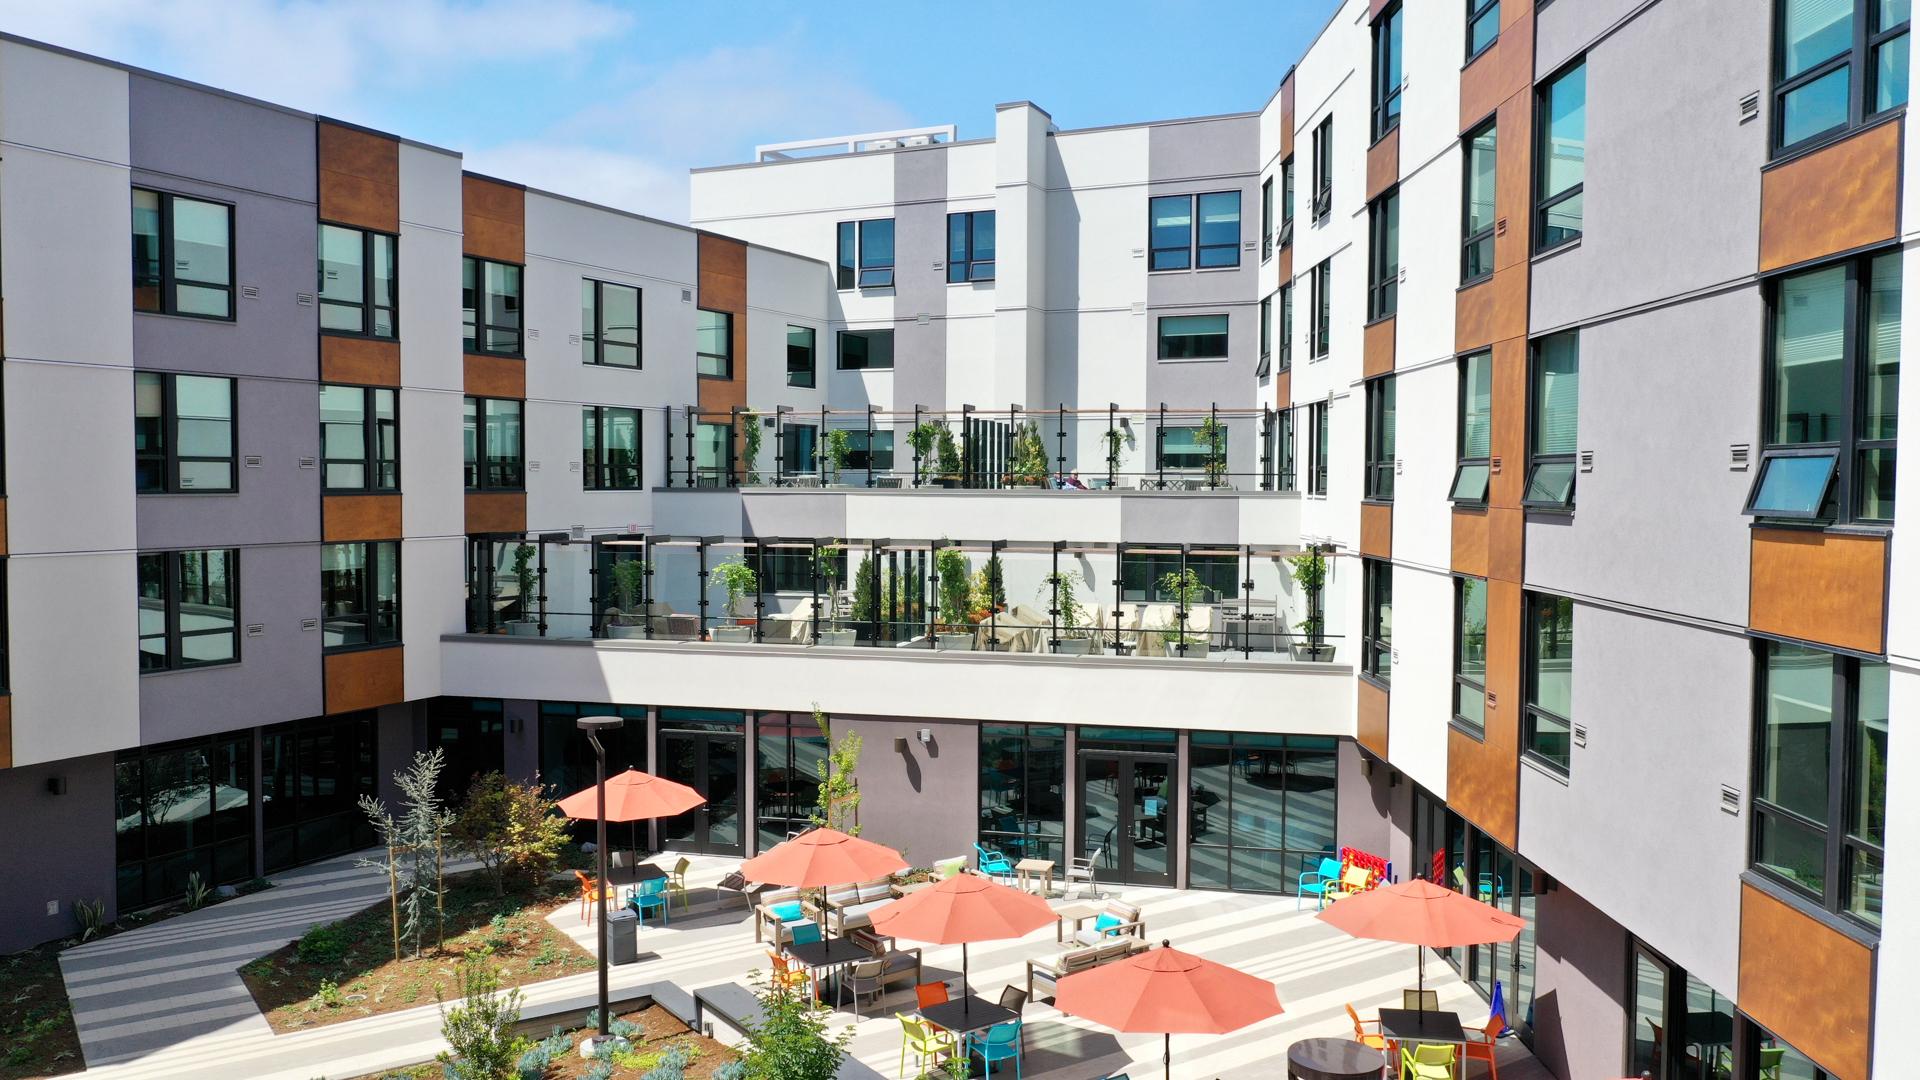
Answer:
962;943;970;1015
1164;1032;1171;1079
1417;945;1426;1015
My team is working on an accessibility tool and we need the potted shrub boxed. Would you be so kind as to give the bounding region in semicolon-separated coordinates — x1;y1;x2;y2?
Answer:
1197;415;1228;487
710;557;758;643
604;557;648;640
1104;425;1129;483
933;545;975;650
1287;547;1335;661
1160;627;1211;659
909;422;963;487
968;557;1007;623
935;424;963;487
1039;570;1099;655
824;430;854;487
813;541;856;646
1154;568;1209;658
1008;421;1048;487
740;407;763;485
506;544;539;636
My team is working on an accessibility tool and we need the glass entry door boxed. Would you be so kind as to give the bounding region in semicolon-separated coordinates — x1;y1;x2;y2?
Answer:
1078;753;1177;887
656;725;744;857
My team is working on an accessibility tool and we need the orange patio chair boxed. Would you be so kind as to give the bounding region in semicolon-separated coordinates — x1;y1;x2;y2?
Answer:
768;950;816;999
574;870;615;924
1346;1002;1397;1059
1463;1014;1502;1079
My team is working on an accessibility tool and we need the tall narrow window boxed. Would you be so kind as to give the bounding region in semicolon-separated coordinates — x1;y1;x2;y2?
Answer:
1362;559;1392;683
1311;117;1334;219
580;279;640;367
836;222;857;290
319;384;398;493
1311;260;1332;358
1365;377;1396;500
1452;351;1493;504
1259;295;1273;376
1773;0;1910;154
462;256;522;355
135;372;236;494
787;325;817;388
1467;0;1501;60
318;224;397;338
463;396;524;491
1372;2;1405;140
1196;192;1241;268
582;406;641;491
1525;333;1579;509
1150;195;1193;270
1462;120;1498;283
321;541;400;651
696;309;733;378
1523;593;1574;773
1454;576;1488;735
947;211;996;282
1158;315;1230;361
1280;157;1296;245
132;189;234;319
838;328;895;371
1277;407;1296;491
1368;189;1399;319
1308;400;1330;495
1536;60;1587;252
837;219;895;288
138;548;239;671
1279;283;1294;372
1261;177;1274;261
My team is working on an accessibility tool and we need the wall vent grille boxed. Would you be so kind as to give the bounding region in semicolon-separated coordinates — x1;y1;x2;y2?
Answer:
681;289;692;302
1730;443;1751;470
1572;724;1588;748
240;285;260;300
300;618;320;631
298;456;317;469
1721;785;1742;815
295;292;314;306
243;454;263;468
1739;93;1761;123
1579;449;1594;473
246;623;265;637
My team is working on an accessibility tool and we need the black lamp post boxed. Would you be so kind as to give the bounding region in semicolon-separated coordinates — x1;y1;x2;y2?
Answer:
578;714;625;1044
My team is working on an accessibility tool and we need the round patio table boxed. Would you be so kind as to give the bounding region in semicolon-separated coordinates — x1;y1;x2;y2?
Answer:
1287;1036;1387;1080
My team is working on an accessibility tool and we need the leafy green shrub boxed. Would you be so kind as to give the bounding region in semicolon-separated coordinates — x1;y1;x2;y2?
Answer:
583;1063;614;1080
451;773;570;897
609;1017;642;1040
296;923;349;965
714;1063;748;1080
641;1045;690;1080
436;957;525;1080
514;1043;550;1080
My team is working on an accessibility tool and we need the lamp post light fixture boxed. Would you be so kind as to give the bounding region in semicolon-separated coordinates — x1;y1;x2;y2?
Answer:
578;714;626;1047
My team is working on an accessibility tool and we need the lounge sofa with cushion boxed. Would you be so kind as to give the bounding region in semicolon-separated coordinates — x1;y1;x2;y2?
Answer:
754;887;810;944
1071;899;1146;947
808;877;901;935
1026;936;1152;1000
847;928;924;992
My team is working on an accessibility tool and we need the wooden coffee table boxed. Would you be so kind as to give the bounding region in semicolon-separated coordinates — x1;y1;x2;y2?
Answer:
1015;858;1056;896
1053;900;1102;943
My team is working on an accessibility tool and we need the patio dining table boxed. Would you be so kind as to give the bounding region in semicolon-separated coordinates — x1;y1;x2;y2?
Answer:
785;936;872;998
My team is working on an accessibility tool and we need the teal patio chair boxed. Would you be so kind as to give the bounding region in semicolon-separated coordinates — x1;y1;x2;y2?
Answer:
967;1018;1023;1078
789;920;822;946
1298;857;1343;909
974;843;1016;883
630;876;670;926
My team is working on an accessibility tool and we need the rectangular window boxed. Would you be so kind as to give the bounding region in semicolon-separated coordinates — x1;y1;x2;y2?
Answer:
1454;576;1488;735
1261;177;1274;261
319;384;398;493
837;328;895;370
1468;0;1501;59
1158;425;1229;472
1276;408;1296;491
1536;60;1587;252
1774;0;1910;154
1523;592;1574;773
694;422;732;485
947;210;996;283
1258;295;1273;376
135;372;236;494
1308;400;1329;495
1752;641;1886;929
1365;376;1396;500
582;405;641;491
1120;553;1240;601
1452;350;1493;504
463;396;524;491
321;541;400;651
844;430;895;473
318;224;397;338
1524;332;1579;509
696;308;733;378
1747;253;1899;523
837;219;896;288
138;548;239;671
1362;559;1392;683
1280;157;1295;245
1311;260;1333;358
114;735;253;911
1279;282;1294;372
1311;116;1334;219
580;279;640;367
1368;188;1400;319
980;725;1069;868
1158;314;1230;361
1149;192;1242;271
131;189;233;319
786;325;816;388
1372;2;1405;140
1462;119;1498;284
462;256;522;356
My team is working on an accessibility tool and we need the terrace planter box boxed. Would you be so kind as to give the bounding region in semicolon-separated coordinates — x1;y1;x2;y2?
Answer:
711;625;754;643
935;633;976;651
817;628;857;647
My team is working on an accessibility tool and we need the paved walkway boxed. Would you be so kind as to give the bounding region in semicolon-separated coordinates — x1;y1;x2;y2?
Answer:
61;850;1555;1079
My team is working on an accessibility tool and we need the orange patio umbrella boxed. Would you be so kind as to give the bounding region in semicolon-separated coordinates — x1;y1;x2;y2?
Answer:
1316;877;1525;1010
556;768;706;865
741;827;909;934
869;872;1055;1017
1054;942;1283;1077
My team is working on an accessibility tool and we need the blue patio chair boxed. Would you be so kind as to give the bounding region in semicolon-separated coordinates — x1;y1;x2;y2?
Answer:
630;876;670;926
789;920;822;946
967;1018;1023;1078
1297;856;1343;910
974;843;1016;882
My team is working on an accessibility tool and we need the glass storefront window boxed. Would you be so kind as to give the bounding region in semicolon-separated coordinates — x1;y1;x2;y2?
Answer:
428;698;506;802
115;734;253;911
1188;732;1337;894
537;701;647;799
980;724;1066;865
262;713;376;873
757;712;828;851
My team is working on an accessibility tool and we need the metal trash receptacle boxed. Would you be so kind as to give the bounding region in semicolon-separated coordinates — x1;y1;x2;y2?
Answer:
606;907;639;965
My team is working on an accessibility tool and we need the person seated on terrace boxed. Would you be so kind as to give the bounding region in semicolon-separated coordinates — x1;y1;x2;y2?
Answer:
1054;470;1089;491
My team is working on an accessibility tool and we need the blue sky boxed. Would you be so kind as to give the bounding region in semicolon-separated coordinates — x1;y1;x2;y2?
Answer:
0;0;1337;221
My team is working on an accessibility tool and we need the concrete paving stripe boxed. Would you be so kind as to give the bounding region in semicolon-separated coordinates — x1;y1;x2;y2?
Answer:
69;973;250;1021
62;942;276;992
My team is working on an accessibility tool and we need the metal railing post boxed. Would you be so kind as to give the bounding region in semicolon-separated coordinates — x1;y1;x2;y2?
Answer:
641;536;656;641
865;405;877;487
1055;403;1067;481
683;406;696;487
1157;403;1168;490
1107;403;1119;488
1209;401;1220;490
1243;544;1254;660
912;404;924;487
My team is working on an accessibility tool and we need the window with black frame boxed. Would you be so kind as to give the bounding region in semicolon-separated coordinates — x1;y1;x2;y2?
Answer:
463;396;524;491
1311;260;1332;358
1453;351;1493;504
261;712;376;872
135;372;236;494
1157;426;1230;475
1311;116;1334;219
115;734;253;911
580;278;639;367
1454;576;1488;736
1158;315;1230;361
321;541;399;651
838;328;894;370
1462;120;1497;284
1773;0;1910;155
762;548;846;593
1259;295;1272;376
462;256;522;355
1189;733;1338;894
1309;400;1329;495
1279;282;1294;372
1277;407;1296;491
1524;333;1579;509
1372;2;1404;140
837;219;896;288
1261;177;1274;261
1523;592;1574;773
537;701;647;800
1467;0;1500;60
428;697;506;801
582;405;641;490
1746;253;1900;523
696;309;733;378
319;223;397;338
980;724;1066;865
1150;192;1241;270
1535;60;1586;252
948;210;996;282
1368;189;1399;320
1280;156;1295;244
1752;640;1886;930
1362;559;1392;683
320;384;398;493
787;325;816;388
132;188;233;319
138;548;239;672
1120;552;1239;601
1365;376;1396;500
757;712;827;851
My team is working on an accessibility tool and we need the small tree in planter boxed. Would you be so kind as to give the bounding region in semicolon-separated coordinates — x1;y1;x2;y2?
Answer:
850;555;900;642
605;557;648;639
1008;421;1049;486
507;543;538;635
1155;567;1210;657
711;556;759;641
809;706;863;835
1196;415;1228;487
740;408;763;486
969;556;1007;622
734;967;854;1080
823;430;853;485
358;749;455;960
1039;570;1097;653
1104;426;1129;481
436;956;526;1079
908;421;946;484
1287;546;1331;660
935;424;963;483
933;545;973;639
450;772;569;896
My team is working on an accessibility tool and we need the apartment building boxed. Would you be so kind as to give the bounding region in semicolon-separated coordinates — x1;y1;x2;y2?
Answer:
0;0;1912;1076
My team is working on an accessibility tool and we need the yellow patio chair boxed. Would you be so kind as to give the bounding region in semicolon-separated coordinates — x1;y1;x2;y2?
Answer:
1401;1042;1457;1080
898;1013;957;1078
1325;863;1374;902
667;856;692;912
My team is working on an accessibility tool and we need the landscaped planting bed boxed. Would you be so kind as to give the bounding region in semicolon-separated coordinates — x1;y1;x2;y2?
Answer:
348;1004;737;1080
0;942;83;1080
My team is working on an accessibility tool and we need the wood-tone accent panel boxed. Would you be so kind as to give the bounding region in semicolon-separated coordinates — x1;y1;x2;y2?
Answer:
1488;338;1528;510
1493;90;1536;273
1452;508;1489;578
1449;576;1521;848
1357;678;1389;759
321;335;400;387
1278;243;1293;285
462;174;525;263
1366;126;1400;202
1280;76;1295;160
0;696;11;770
325;646;405;715
1363;317;1396;378
0;498;10;557
1750;529;1888;654
324;495;402;542
696;234;750;434
1457;269;1530;353
1274;369;1292;413
1738;883;1873;1080
1501;0;1534;30
1487;506;1526;585
1370;0;1395;17
464;353;525;399
466;492;526;535
1361;502;1393;560
1460;18;1534;133
1759;119;1902;272
317;122;399;233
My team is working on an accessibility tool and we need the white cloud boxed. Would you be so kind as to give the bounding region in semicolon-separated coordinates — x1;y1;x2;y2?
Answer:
464;141;684;222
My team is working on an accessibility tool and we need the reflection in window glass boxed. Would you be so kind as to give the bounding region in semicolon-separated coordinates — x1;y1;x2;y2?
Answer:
1158;315;1229;360
980;725;1066;865
1150;195;1193;270
1455;577;1487;733
1773;265;1847;444
1536;63;1586;249
1189;733;1337;894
